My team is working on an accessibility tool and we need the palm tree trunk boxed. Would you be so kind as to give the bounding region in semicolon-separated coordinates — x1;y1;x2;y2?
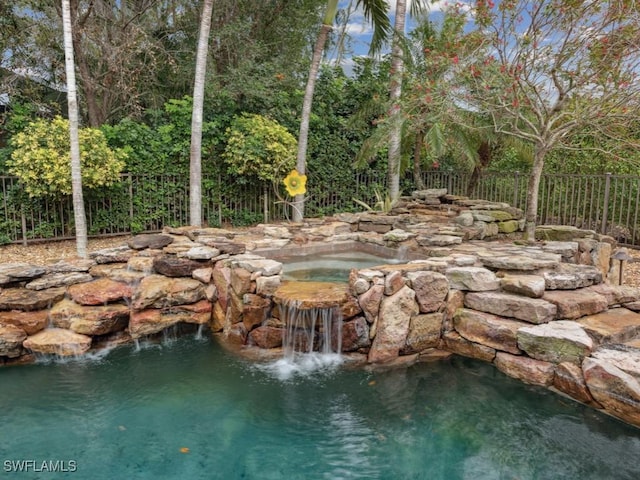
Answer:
525;145;547;241
293;21;333;222
62;0;87;258
387;0;407;203
189;0;214;228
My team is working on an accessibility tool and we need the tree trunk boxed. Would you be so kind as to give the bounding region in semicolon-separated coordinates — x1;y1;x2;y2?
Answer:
524;145;546;241
412;131;425;190
387;0;407;204
293;21;333;222
62;0;87;258
466;140;492;196
189;0;214;228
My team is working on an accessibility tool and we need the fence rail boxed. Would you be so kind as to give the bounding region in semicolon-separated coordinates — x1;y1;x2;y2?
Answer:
2;170;640;247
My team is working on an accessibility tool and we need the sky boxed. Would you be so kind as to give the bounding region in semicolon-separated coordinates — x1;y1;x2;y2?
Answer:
332;0;475;73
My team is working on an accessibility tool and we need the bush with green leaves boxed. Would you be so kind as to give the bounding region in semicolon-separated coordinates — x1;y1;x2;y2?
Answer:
222;113;297;183
7;116;127;197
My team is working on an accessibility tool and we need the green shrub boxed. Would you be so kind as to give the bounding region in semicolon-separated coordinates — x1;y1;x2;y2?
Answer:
222;113;296;183
7;116;127;197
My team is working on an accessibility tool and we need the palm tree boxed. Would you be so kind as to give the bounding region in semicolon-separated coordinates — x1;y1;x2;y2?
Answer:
189;0;214;227
292;0;391;222
61;0;87;258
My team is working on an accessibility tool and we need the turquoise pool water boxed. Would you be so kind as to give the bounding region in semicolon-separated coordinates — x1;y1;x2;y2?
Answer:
1;336;639;479
281;251;402;282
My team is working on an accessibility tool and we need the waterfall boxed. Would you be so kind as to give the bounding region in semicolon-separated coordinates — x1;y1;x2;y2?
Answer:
280;302;343;357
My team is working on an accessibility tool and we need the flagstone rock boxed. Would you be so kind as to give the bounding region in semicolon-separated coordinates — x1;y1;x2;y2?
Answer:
576;308;640;345
440;331;496;362
67;278;133;305
47;258;96;273
517;321;593;364
233;258;282;276
49;299;129;335
553;362;601;407
590;345;640;380
0;323;27;357
586;284;640;306
256;276;281;297
128;309;180;339
0;287;66;311
407;271;449;313
23;328;92;356
479;254;559;271
446;267;499;292
89;246;136;264
128;234;174;250
26;272;94;291
242;294;271;331
89;264;146;283
536;225;598;242
494;352;555;386
500;274;546;298
418;235;463;247
132;275;205;310
454;309;526;355
0;310;49;335
231;267;253;296
0;263;47;286
178;246;220;260
383;229;416;242
127;256;156;273
212;263;231;311
384;271;405;296
192;267;213;284
368;286;418;363
464;291;557;324
542;289;609;320
541;263;602;290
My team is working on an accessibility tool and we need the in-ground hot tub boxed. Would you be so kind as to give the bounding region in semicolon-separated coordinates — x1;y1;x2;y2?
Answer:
258;241;423;282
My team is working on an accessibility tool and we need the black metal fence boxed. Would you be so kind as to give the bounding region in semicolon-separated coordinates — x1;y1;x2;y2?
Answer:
2;170;640;247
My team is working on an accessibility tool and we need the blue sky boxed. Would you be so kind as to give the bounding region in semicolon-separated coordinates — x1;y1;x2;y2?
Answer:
331;0;475;73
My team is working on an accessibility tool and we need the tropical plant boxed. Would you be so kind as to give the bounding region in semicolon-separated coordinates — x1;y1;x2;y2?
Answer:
7;116;126;198
223;113;297;183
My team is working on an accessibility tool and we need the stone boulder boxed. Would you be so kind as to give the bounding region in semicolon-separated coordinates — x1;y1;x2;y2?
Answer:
49;299;129;335
403;313;442;354
440;331;496;362
23;328;92;356
407;272;449;313
153;255;207;277
337;317;371;352
446;267;499;292
368;285;418;363
464;291;557;324
480;254;559;271
67;278;133;305
553;362;602;407
517;321;593;364
541;264;602;290
248;325;283;349
128;234;174;250
89;246;135;264
358;284;384;324
494;352;555;386
583;348;640;427
0;310;49;335
0;323;27;357
454;309;526;355
132;275;206;310
542;289;609;320
25;272;94;291
576;308;640;345
500;274;546;298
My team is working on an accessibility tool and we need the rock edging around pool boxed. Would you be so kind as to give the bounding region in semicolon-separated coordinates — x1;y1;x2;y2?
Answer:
1;191;640;429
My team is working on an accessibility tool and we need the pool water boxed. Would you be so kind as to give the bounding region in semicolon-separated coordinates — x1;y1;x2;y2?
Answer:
1;337;639;480
281;251;402;282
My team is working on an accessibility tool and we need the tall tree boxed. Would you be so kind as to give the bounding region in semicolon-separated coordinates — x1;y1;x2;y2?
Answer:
293;0;391;221
189;0;214;227
463;0;640;240
61;0;87;257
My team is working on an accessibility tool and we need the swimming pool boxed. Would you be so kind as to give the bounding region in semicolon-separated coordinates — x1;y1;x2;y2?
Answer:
1;336;638;479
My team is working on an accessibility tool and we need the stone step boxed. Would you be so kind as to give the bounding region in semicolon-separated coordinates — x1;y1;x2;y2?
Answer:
576;308;640;346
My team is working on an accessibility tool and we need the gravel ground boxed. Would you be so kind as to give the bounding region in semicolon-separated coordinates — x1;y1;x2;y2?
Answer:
2;236;640;287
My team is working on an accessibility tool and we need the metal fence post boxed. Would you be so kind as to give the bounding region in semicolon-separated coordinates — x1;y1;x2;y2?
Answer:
601;172;611;234
513;171;520;209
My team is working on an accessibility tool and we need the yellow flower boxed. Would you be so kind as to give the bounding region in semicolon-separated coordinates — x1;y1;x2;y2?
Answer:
283;169;307;196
